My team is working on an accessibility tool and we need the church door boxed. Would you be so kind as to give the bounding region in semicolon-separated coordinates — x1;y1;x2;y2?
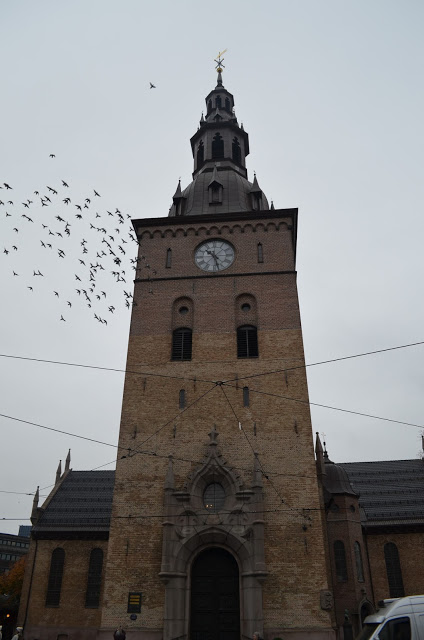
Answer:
190;547;240;640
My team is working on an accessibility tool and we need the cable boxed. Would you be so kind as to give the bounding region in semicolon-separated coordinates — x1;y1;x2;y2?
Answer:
222;383;424;430
224;339;424;383
219;384;286;504
0;352;215;385
1;339;423;387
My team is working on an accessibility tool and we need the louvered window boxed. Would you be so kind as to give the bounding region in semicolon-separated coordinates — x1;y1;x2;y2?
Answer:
237;325;258;358
85;548;103;608
172;328;192;361
384;542;405;597
334;540;348;582
46;548;65;606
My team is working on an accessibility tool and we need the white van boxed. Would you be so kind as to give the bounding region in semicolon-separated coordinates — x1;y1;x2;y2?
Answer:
356;596;424;640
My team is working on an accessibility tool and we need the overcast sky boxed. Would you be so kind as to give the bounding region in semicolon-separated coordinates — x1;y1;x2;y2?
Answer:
1;0;423;535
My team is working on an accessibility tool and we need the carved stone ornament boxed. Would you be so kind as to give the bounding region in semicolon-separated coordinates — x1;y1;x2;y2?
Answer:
320;589;334;611
159;425;267;640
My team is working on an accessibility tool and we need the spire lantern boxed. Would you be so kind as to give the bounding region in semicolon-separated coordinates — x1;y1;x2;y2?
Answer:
168;59;271;217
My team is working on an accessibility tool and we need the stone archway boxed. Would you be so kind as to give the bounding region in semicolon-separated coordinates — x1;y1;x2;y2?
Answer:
190;547;240;640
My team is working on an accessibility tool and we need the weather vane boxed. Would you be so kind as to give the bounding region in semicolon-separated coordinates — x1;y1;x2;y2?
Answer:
214;49;227;73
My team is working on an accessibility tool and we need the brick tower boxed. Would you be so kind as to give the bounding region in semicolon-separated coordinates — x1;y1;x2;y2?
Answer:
100;61;335;640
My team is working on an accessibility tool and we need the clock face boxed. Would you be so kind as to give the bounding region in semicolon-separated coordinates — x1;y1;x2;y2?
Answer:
194;240;235;272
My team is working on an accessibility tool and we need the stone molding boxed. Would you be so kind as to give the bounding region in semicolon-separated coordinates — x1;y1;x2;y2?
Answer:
160;425;267;640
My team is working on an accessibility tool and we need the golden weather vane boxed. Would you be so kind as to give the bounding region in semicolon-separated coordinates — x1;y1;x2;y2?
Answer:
214;48;227;73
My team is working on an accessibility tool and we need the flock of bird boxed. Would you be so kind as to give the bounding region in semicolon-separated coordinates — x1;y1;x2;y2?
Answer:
1;158;157;324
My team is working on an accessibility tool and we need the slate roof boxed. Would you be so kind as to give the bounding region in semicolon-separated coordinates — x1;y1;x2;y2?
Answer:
33;470;115;535
341;460;424;528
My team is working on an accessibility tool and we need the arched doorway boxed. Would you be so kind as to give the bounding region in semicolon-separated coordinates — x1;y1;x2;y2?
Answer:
191;547;240;640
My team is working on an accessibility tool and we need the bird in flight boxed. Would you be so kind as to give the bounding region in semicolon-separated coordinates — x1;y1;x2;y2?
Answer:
150;82;156;89
60;315;66;321
50;154;56;158
62;180;69;187
94;189;100;197
4;183;12;190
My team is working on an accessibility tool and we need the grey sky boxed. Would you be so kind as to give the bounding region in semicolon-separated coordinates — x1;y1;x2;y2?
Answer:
1;0;423;534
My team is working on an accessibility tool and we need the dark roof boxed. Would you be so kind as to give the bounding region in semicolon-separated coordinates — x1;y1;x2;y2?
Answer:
341;460;424;527
33;470;115;535
323;457;358;497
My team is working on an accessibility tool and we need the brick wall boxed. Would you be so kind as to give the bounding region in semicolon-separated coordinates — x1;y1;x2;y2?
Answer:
101;211;334;636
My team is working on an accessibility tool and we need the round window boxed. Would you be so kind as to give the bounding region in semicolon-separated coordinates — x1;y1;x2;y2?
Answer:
179;306;189;315
203;483;225;512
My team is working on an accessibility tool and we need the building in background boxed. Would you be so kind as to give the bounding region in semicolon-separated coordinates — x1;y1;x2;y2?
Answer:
0;532;30;576
17;65;424;640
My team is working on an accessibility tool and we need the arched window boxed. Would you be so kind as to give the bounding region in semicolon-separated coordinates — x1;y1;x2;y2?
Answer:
243;386;250;407
207;99;212;114
85;548;103;608
232;137;241;164
203;483;225;512
257;243;263;263
46;547;65;606
166;248;172;268
212;133;224;159
172;328;192;361
237;325;259;358
215;95;222;109
334;540;348;582
384;542;405;597
179;389;186;409
354;541;364;582
225;97;231;112
197;141;204;167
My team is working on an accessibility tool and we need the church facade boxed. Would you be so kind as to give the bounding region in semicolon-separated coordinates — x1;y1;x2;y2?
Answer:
17;68;424;640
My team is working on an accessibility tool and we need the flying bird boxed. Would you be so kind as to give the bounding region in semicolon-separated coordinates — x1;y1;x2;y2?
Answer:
150;82;156;89
94;190;100;197
60;315;66;321
3;183;12;189
50;154;56;158
62;180;69;187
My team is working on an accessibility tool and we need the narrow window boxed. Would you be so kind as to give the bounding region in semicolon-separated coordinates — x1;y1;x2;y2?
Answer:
334;540;348;582
384;542;405;597
216;95;222;109
237;325;259;358
179;389;186;409
197;141;204;167
166;248;172;268
212;133;224;159
232;137;241;164
172;328;192;361
252;193;263;211
207;99;212;114
85;548;103;608
243;386;249;407
354;541;364;582
46;548;65;606
257;243;263;263
225;97;231;112
211;186;220;203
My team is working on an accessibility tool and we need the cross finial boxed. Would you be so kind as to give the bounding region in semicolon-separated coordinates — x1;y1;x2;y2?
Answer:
214;49;227;73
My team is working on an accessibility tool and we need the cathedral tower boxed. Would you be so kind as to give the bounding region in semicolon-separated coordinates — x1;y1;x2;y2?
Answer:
100;63;335;640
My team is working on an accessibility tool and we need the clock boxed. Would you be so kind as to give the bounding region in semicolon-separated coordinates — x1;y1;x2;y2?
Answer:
194;240;235;272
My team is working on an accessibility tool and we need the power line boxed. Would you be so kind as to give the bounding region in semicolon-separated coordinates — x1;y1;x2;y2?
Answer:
0;352;214;385
219;384;285;505
226;340;424;383
1;339;423;386
222;383;424;430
